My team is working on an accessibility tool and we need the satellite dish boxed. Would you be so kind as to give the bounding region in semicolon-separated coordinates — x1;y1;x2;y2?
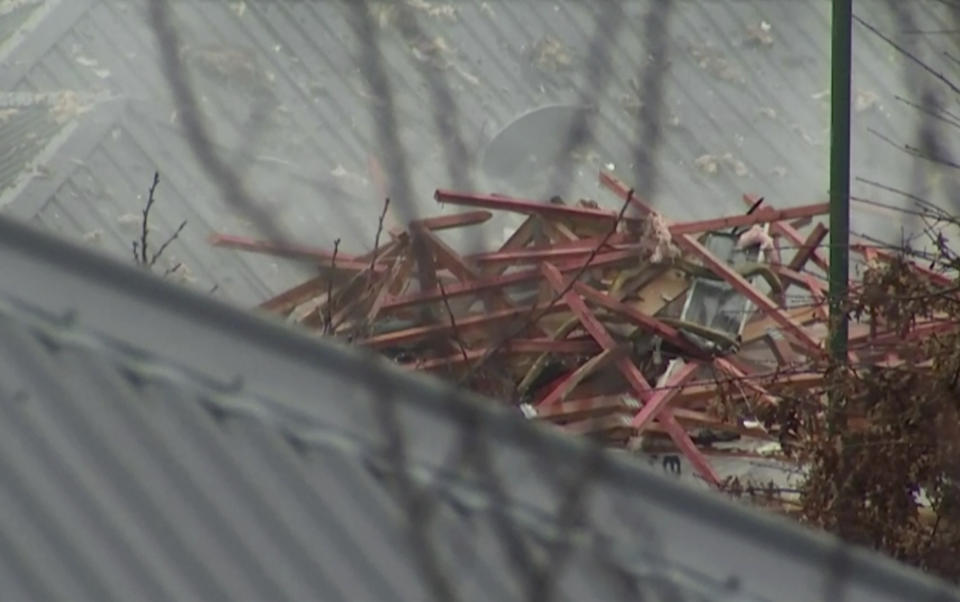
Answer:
480;103;597;188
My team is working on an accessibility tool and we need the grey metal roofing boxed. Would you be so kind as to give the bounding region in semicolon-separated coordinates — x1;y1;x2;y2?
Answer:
1;0;958;308
0;177;958;601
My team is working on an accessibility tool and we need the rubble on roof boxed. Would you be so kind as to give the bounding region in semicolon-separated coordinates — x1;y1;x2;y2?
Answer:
209;169;948;489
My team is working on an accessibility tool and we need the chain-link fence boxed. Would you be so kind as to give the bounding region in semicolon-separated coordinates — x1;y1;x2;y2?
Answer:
5;0;960;599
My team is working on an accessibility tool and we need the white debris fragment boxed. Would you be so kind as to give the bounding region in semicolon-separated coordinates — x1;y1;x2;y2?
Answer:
855;90;879;112
694;154;719;174
736;225;775;255
50;91;95;124
330;164;368;188
407;0;457;19
756;441;782;456
117;213;147;230
745;20;774;46
694;153;749;177
724;153;749;177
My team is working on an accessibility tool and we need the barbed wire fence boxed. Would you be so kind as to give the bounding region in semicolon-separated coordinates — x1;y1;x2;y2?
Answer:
138;0;960;599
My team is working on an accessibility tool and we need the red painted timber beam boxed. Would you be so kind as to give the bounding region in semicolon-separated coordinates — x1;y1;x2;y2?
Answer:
674;371;825;406
381;250;635;311
410;223;516;314
598;170;655;215
569;281;705;357
852;241;957;288
713;357;780;406
601;171;827;234
210;233;370;266
360;304;571;348
849;319;956;347
435;189;645;224
675;233;824;355
789;222;829;272
631;361;701;429
667;204;830;235
539;263;652;396
472;242;638;266
539;262;720;486
409;339;602;370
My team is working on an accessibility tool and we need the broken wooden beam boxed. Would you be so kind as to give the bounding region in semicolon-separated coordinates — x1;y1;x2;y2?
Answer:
209;233;370;266
435;189;644;224
409;210;494;230
667;204;830;235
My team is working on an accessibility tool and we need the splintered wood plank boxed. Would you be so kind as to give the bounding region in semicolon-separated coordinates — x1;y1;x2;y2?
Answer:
630;268;690;316
411;223;515;314
535;346;630;407
259;275;327;315
366;257;412;325
410;210;493;231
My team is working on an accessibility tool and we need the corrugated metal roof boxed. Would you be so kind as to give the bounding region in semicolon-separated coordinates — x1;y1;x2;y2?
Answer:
0;296;764;602
0;189;957;601
0;96;63;192
1;0;958;307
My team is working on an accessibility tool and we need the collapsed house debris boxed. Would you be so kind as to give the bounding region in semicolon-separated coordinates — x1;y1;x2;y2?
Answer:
208;169;947;489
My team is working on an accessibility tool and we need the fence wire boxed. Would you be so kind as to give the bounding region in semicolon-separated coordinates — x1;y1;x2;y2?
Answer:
145;1;958;600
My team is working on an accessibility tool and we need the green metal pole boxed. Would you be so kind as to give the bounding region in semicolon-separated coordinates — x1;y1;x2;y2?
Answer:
828;0;852;436
829;0;852;363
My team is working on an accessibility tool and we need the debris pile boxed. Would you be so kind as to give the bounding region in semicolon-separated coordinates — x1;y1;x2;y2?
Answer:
209;170;939;488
